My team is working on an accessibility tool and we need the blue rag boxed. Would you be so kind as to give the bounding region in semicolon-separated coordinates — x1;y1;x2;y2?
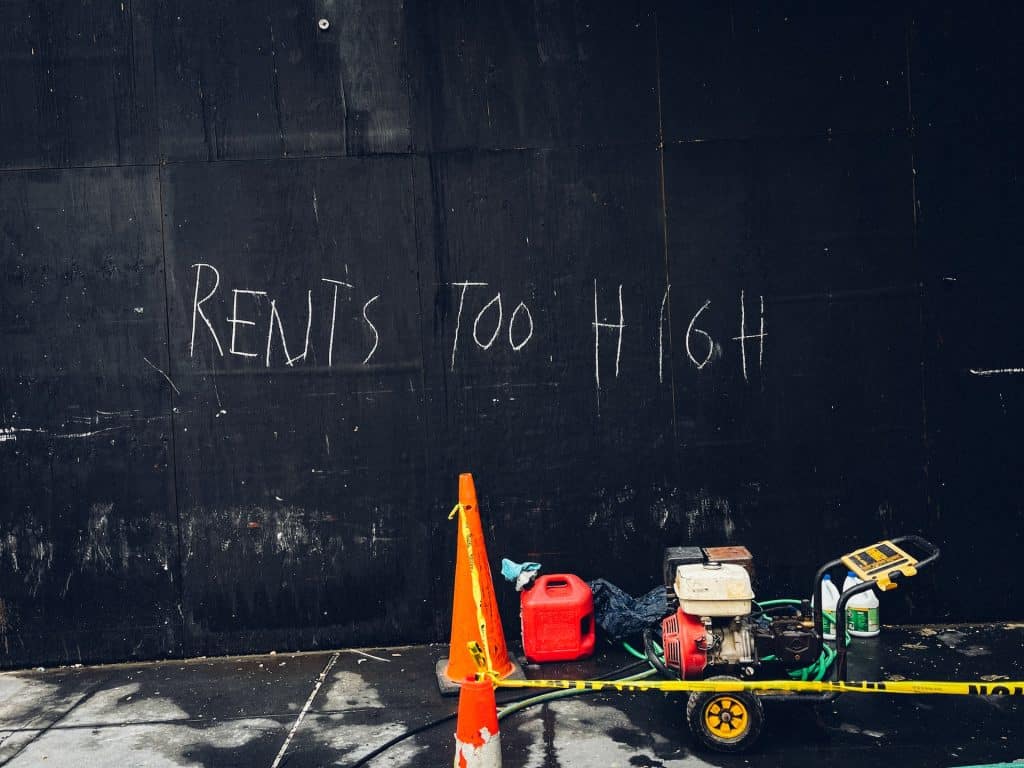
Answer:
501;558;541;583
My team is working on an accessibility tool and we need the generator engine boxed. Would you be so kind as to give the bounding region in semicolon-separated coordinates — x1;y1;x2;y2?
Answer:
659;560;821;679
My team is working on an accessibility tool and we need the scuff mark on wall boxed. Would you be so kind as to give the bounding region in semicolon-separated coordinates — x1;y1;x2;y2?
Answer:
589;485;737;542
28;540;54;597
350;516;401;556
683;491;735;541
589;485;637;528
876;501;896;536
3;534;19;573
0;521;55;598
0;427;44;442
183;505;328;566
180;502;413;632
0;426;128;443
78;502;120;572
649;485;683;530
186;504;407;567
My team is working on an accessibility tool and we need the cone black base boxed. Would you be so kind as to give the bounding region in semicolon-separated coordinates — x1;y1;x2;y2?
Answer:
435;657;526;697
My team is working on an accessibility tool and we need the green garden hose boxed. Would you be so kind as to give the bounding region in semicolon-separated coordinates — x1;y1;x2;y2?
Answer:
497;667;658;719
754;598;845;681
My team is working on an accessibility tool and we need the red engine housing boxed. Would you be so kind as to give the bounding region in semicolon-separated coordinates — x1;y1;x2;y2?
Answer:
661;609;708;678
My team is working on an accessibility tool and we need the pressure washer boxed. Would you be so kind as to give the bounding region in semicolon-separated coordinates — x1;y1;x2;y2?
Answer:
487;535;946;753
641;536;940;751
488;535;957;753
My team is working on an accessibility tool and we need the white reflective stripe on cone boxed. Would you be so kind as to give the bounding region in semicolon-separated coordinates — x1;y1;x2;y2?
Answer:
454;729;501;768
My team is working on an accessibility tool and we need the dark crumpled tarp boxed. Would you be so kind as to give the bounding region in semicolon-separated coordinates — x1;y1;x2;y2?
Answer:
587;579;668;641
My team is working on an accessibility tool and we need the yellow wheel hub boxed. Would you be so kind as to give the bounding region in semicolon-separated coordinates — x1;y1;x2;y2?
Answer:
703;696;750;740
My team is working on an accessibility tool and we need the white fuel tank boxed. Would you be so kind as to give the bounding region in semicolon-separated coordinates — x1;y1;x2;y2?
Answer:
673;563;754;617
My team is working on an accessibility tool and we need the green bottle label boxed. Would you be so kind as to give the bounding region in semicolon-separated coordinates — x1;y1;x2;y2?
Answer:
851;608;866;632
850;607;879;633
867;606;879;632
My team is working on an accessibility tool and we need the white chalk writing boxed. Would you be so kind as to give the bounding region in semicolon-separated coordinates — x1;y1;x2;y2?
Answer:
362;295;380;364
450;281;488;370
509;301;534;351
732;290;766;382
686;300;713;370
449;282;536;368
473;293;503;350
229;289;266;358
321;278;353;367
265;291;312;367
593;280;625;390
184;266;767;397
190;263;225;357
187;266;378;368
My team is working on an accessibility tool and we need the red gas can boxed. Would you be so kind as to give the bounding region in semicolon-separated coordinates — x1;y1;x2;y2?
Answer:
520;574;596;663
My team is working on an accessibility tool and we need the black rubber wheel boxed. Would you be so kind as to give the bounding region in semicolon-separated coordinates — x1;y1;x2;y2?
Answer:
686;676;765;753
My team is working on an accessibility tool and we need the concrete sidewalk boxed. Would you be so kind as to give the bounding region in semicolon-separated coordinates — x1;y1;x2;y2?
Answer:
0;624;1020;767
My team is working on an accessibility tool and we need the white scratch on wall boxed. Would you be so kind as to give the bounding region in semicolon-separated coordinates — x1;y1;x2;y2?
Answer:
970;368;1024;376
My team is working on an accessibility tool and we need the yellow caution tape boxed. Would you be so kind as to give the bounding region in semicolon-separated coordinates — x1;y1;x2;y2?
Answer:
493;677;1024;697
467;641;488;672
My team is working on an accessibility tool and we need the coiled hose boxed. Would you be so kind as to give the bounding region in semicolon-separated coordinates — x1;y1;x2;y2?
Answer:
753;598;842;681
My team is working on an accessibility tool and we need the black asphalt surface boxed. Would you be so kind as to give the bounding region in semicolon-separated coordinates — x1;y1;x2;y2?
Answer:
0;624;1020;767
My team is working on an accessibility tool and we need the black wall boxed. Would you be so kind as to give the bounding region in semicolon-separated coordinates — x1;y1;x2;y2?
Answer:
1;1;1021;668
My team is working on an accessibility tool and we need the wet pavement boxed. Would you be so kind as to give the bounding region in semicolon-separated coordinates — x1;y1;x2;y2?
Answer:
0;624;1020;767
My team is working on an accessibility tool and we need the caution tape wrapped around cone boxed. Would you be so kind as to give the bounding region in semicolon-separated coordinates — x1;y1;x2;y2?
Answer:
443;473;515;685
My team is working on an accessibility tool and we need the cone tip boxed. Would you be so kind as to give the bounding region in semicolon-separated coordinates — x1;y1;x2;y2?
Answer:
458;473;478;505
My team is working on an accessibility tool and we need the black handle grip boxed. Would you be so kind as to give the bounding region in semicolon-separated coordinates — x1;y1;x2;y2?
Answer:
892;535;941;569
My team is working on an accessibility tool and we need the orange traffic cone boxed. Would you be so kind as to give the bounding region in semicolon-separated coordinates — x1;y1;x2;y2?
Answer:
453;675;502;768
437;473;520;692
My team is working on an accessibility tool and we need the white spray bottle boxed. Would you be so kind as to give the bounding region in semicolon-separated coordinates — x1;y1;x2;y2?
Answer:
843;571;880;637
819;574;839;640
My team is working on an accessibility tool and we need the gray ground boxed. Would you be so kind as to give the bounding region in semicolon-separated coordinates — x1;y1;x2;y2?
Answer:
0;624;1020;767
